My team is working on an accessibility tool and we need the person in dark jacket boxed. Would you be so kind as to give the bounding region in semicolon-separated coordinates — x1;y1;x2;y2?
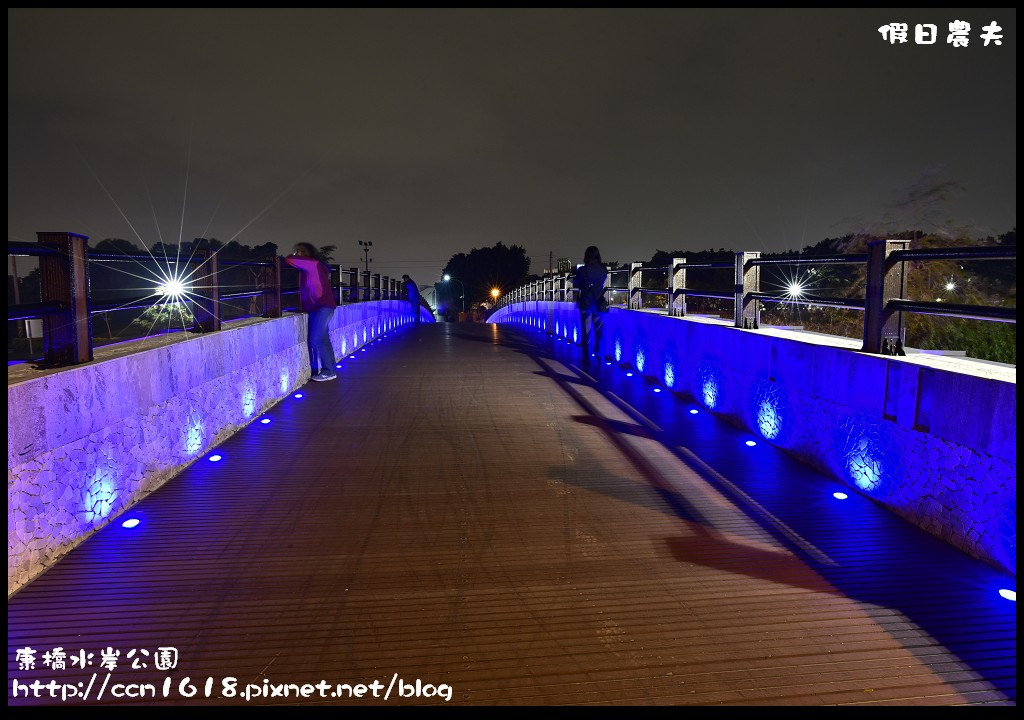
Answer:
572;245;608;365
402;275;422;324
285;243;337;381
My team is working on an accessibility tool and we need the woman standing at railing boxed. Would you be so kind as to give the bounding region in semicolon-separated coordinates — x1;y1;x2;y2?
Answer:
573;245;609;366
285;243;338;382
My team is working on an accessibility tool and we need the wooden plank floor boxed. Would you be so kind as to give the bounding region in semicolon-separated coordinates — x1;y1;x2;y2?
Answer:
7;322;1017;706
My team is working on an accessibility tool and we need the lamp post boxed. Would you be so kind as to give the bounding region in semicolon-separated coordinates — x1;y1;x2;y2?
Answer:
442;274;465;312
358;240;372;275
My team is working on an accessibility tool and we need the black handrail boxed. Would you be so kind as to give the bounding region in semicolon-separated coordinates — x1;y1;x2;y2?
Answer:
8;234;410;366
890;246;1015;262
9;301;64;322
8;241;60;256
749;255;869;266
749;291;867;311
499;241;1015;356
888;299;1016;323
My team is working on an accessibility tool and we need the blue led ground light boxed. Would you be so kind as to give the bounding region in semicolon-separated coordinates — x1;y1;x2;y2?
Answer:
486;300;1017;577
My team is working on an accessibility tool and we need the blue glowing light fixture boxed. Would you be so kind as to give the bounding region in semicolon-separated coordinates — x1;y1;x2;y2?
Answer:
209;454;223;462
745;440;757;447
294;393;304;398
653;388;662;393
122;518;141;528
999;589;1016;601
260;418;271;425
833;492;848;500
689;409;698;415
626;372;634;377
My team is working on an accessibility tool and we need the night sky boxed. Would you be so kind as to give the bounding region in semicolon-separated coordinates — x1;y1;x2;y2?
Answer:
7;8;1017;279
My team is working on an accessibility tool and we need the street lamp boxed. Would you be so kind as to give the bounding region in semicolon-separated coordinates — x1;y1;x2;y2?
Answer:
358;240;373;275
442;274;465;312
490;288;500;302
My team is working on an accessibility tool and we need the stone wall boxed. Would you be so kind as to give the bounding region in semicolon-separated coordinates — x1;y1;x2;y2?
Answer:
491;301;1016;575
7;301;428;596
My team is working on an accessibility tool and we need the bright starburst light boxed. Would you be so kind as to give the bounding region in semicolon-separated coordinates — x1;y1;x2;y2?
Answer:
156;277;187;298
47;126;314;346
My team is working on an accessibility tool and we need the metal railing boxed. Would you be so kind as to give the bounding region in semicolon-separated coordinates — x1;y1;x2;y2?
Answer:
497;241;1015;356
8;232;410;367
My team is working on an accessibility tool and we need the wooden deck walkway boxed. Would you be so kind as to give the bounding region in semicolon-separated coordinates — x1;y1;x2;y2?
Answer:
7;322;1016;706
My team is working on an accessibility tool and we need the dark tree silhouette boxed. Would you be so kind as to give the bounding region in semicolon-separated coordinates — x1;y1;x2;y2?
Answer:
441;242;531;310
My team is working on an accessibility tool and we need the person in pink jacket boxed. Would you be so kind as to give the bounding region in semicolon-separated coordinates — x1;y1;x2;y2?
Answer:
284;243;337;382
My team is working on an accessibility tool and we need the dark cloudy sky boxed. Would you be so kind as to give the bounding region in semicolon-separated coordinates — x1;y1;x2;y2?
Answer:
7;8;1017;278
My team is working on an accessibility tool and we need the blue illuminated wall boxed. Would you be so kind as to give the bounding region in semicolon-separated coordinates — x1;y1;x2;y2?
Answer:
491;301;1017;575
7;301;424;595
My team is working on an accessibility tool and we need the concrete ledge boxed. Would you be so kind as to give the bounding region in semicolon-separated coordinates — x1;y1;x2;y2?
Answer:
7;301;424;596
491;301;1017;575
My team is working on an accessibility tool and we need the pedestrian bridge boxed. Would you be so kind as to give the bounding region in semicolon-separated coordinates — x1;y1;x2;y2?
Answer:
7;306;1017;706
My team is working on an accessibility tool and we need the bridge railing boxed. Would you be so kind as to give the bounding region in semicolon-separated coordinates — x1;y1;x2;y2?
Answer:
7;233;407;367
497;241;1015;356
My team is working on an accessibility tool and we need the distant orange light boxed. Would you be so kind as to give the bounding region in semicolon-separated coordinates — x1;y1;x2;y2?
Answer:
491;288;500;299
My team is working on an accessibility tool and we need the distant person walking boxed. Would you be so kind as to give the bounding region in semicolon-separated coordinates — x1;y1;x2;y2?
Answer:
285;243;337;382
402;274;422;324
573;245;609;366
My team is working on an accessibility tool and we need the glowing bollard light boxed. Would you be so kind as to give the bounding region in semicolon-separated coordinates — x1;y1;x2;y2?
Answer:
294;393;304;399
689;409;698;415
260;418;271;425
999;589;1016;601
653;388;662;393
745;440;757;447
122;518;141;529
833;492;849;500
626;372;634;377
209;454;223;462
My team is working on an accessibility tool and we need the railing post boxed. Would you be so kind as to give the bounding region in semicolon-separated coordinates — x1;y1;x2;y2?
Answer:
361;270;370;301
734;251;760;328
370;273;380;300
262;256;282;318
328;264;338;305
670;257;687;317
191;247;221;333
862;239;910;355
628;262;643;309
37;231;92;366
348;267;359;302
